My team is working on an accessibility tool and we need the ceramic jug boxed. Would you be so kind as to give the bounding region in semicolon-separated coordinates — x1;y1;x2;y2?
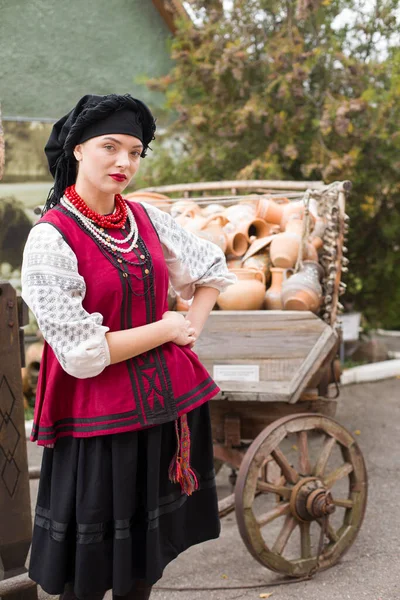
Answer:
225;231;249;257
216;268;266;310
264;267;293;310
281;260;324;313
280;200;305;230
224;202;256;226
280;201;317;231
256;197;289;225
237;218;274;242
242;252;271;282
170;199;202;219
126;191;171;212
190;214;229;252
269;218;303;268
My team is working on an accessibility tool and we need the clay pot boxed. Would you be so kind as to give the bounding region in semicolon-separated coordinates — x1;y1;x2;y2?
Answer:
217;268;266;310
242;235;274;260
202;203;226;216
280;200;317;232
227;258;243;270
312;217;326;239
174;207;198;227
224;203;256;226
237;218;273;242
170;200;202;219
175;296;191;311
281;260;324;313
256;197;289;225
280;200;305;230
186;213;229;252
304;242;319;262
310;236;324;251
225;231;248;257
269;218;303;268
242;253;271;283
126;191;171;212
264;267;293;310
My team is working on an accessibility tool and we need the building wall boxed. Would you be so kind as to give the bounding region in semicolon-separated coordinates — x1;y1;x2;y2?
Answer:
0;0;174;119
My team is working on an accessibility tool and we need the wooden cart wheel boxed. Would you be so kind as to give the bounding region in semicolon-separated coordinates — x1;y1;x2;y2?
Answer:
235;414;367;577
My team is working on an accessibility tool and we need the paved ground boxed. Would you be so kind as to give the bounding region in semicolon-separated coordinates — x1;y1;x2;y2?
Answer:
27;378;400;600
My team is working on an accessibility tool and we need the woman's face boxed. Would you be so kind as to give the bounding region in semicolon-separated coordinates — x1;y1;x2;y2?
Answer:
73;133;143;194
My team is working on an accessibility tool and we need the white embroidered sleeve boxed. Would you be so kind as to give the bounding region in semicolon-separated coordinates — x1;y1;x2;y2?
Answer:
21;223;111;379
141;202;237;300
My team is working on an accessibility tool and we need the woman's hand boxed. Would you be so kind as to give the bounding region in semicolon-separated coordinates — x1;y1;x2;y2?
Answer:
162;311;197;346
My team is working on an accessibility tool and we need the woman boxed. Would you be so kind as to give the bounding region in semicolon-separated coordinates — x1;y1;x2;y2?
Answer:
21;93;236;600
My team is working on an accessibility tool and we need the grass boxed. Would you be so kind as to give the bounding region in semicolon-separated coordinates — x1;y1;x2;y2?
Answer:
342;358;371;369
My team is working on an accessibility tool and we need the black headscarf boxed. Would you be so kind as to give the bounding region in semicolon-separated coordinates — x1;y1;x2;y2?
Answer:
43;93;156;214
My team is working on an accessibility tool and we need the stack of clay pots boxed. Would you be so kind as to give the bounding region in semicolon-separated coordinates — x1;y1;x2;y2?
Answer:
164;194;328;314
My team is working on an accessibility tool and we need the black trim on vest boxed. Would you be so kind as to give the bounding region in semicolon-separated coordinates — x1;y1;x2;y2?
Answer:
137;204;177;422
139;202;161;242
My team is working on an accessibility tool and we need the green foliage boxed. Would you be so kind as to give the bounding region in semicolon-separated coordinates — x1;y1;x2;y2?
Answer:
146;0;400;329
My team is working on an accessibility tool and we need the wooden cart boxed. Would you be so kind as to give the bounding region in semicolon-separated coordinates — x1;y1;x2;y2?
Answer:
137;180;368;578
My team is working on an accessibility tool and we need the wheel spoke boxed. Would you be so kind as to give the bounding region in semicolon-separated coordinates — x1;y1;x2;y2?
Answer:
256;480;292;500
272;515;298;555
300;522;312;559
324;462;353;488
333;498;354;509
271;448;299;484
257;502;291;528
297;431;311;474
313;436;336;477
318;517;339;543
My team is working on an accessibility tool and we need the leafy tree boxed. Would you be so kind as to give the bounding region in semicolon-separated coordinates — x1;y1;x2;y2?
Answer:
145;0;400;328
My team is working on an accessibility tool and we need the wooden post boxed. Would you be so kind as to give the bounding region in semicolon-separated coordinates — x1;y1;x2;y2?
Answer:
0;104;5;181
0;103;37;600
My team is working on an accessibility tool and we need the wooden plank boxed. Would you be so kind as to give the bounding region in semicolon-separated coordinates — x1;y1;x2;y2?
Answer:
288;326;338;403
330;191;346;327
197;332;321;360
140;180;324;195
210;380;291;397
0;104;4;181
210;399;337;441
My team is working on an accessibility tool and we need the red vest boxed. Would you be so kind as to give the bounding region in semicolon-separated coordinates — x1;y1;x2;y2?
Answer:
31;201;219;446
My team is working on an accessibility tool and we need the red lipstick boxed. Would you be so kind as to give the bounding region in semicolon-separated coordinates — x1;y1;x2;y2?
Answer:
109;174;127;182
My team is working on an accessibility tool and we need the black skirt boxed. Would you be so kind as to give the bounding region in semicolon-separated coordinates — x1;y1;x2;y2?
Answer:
29;403;220;597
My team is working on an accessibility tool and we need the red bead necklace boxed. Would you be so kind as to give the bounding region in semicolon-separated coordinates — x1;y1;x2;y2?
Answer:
65;185;128;229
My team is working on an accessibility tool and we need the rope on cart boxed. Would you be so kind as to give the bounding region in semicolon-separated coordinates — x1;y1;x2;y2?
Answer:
155;516;328;592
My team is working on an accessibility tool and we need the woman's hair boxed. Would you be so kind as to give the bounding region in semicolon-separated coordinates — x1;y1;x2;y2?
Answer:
42;94;156;215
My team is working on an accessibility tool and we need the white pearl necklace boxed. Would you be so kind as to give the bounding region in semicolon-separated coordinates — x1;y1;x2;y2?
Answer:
60;196;140;254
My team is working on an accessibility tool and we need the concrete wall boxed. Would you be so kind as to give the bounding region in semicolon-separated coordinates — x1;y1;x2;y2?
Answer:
0;0;173;119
